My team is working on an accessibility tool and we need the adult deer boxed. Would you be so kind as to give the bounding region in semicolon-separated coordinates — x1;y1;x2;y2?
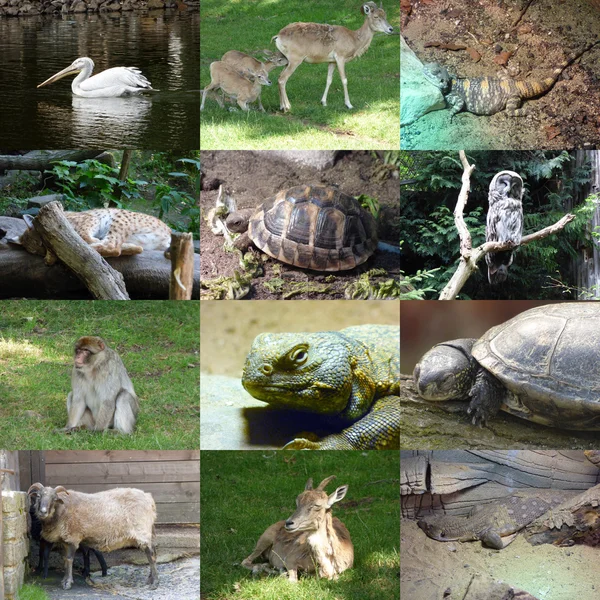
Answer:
273;2;394;112
241;476;353;582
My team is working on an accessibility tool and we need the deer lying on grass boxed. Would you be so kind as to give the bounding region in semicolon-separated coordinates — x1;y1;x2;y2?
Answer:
273;2;394;112
201;61;272;112
241;476;354;582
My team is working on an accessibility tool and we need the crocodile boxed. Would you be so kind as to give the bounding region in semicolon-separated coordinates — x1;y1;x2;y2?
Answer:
241;324;399;450
422;40;600;119
418;490;576;549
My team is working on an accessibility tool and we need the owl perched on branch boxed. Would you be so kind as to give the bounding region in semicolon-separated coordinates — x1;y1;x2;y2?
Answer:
485;170;524;285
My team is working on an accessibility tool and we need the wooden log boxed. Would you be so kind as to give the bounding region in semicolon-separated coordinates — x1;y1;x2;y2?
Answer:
169;232;195;300
0;245;200;301
32;202;130;300
0;150;109;172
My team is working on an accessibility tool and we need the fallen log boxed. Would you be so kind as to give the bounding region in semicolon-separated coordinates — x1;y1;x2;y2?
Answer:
0;217;200;300
0;150;112;172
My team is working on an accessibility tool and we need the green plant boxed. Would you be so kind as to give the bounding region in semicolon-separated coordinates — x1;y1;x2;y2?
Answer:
46;160;147;209
155;158;200;237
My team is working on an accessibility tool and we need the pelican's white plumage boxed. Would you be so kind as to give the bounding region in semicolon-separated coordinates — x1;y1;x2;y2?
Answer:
37;57;154;98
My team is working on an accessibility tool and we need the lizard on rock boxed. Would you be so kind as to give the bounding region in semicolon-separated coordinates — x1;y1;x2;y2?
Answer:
241;324;399;450
422;40;600;119
418;490;577;549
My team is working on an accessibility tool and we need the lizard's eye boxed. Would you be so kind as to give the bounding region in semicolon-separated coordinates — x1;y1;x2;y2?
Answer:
288;346;308;365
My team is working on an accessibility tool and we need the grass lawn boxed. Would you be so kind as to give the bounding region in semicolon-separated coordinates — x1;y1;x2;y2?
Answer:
200;0;400;150
19;584;49;600
0;300;199;450
201;450;399;600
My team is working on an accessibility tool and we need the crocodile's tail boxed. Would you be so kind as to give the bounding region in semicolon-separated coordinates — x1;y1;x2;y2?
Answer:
516;40;600;100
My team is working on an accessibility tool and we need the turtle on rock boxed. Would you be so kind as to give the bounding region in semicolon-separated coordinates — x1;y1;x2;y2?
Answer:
225;184;378;271
413;303;600;429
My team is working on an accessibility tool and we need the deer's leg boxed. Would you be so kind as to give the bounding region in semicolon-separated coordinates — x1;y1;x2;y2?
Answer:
335;57;353;109
257;94;266;112
321;62;336;107
278;59;302;112
201;83;220;111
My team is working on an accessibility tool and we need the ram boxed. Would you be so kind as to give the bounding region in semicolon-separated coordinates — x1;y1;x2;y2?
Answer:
28;483;158;590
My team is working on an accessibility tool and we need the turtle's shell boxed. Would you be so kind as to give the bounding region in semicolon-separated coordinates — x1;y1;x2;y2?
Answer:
472;303;600;429
248;184;378;271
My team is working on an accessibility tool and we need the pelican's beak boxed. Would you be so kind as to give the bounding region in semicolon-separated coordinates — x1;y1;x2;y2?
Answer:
37;63;81;88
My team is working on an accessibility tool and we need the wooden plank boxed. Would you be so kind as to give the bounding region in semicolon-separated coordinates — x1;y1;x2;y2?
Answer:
156;503;200;524
48;482;200;504
45;460;200;485
44;450;199;464
18;451;31;494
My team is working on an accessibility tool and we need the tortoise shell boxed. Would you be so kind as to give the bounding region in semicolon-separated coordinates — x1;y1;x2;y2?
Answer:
472;303;600;429
248;184;378;271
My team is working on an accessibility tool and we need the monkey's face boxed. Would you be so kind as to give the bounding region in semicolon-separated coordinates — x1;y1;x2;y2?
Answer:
74;337;106;369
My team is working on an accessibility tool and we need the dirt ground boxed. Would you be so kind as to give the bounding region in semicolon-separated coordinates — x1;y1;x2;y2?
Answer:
401;0;600;150
200;151;400;299
401;519;600;599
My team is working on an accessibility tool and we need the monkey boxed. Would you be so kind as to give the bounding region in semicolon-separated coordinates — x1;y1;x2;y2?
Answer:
485;170;524;285
62;336;139;435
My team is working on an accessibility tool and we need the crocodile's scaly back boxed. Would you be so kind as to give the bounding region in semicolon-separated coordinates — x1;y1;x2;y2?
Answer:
242;324;400;450
418;490;576;549
424;41;600;118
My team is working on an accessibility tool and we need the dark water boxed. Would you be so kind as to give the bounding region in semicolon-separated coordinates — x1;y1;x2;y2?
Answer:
0;10;199;150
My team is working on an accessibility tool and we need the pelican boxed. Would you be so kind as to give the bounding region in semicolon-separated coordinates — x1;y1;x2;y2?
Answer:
37;57;154;98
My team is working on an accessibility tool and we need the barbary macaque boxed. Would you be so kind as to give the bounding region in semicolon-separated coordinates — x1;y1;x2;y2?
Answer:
62;336;139;434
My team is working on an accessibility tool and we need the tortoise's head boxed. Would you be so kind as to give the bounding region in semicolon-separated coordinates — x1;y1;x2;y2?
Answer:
413;339;478;401
225;209;254;234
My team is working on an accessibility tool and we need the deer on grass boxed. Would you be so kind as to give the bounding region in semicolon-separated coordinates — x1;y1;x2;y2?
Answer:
241;476;354;582
272;2;394;112
200;60;272;112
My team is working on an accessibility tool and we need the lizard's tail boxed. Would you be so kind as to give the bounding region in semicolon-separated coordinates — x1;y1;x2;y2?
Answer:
518;40;600;99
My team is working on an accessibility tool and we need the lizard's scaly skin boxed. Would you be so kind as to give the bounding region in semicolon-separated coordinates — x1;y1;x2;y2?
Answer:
242;325;399;450
423;41;599;118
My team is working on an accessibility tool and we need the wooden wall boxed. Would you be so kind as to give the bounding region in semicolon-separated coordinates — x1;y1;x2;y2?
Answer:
19;451;199;525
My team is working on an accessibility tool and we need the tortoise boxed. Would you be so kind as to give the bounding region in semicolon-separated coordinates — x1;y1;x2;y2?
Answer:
225;184;378;271
413;303;600;429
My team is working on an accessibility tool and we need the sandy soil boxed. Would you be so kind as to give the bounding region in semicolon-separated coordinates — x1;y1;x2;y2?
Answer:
401;0;600;150
401;519;600;599
200;151;400;299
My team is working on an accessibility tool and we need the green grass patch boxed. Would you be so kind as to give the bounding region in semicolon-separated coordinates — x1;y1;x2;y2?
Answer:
201;451;399;600
200;0;400;149
19;583;49;600
0;300;199;450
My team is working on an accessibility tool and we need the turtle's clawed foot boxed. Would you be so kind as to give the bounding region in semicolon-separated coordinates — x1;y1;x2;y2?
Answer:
468;369;505;427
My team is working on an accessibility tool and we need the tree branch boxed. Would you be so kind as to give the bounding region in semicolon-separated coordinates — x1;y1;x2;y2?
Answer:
440;197;575;300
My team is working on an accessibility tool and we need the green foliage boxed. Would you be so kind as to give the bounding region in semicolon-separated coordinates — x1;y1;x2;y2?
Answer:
357;194;381;220
46;160;146;209
19;584;49;600
400;151;594;299
155;157;200;237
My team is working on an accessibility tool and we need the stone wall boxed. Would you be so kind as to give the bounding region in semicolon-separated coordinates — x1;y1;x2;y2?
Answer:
3;492;29;600
0;0;199;17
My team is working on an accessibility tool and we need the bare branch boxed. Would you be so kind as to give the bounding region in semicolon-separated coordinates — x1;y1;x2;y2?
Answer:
439;212;575;300
454;150;476;258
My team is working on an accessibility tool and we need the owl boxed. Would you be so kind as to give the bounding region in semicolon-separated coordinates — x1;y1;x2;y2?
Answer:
485;170;524;285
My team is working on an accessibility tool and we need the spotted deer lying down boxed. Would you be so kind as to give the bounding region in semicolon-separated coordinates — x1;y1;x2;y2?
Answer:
8;209;172;265
241;476;354;582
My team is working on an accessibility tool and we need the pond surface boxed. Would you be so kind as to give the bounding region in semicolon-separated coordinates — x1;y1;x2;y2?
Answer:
0;9;199;149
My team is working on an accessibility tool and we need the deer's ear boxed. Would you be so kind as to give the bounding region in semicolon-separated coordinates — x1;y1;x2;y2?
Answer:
328;485;348;506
